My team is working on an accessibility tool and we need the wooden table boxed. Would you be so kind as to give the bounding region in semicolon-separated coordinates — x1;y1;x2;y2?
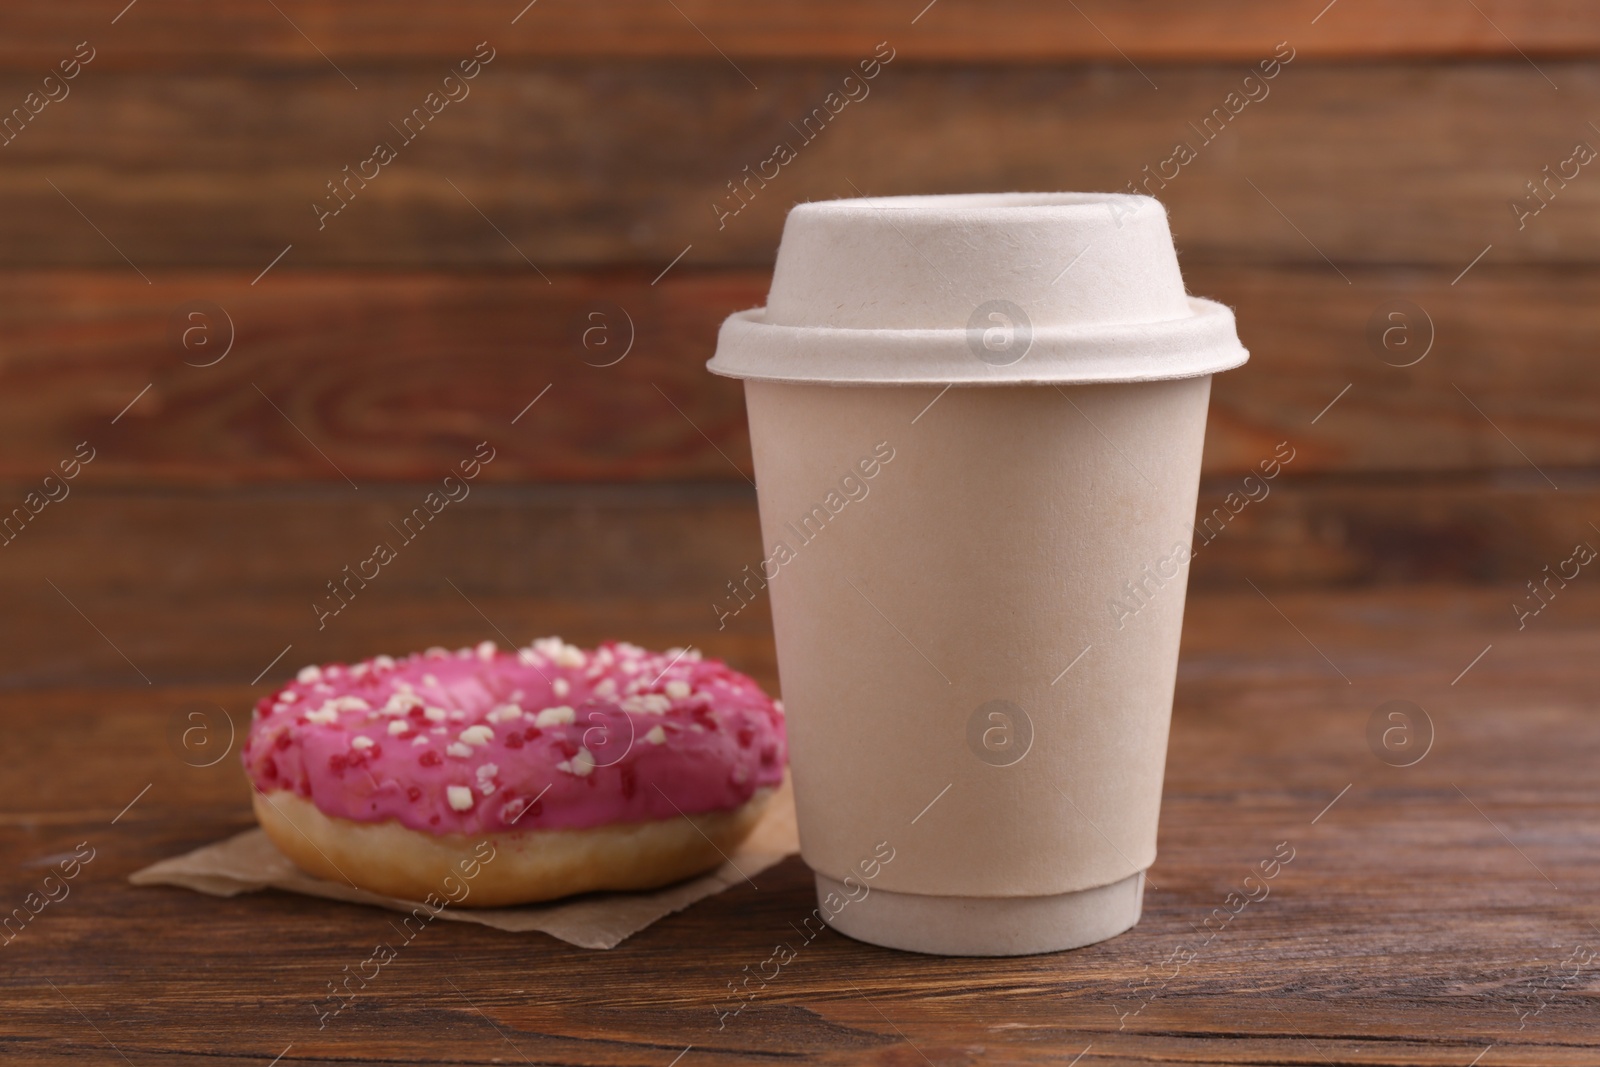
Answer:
5;545;1595;1066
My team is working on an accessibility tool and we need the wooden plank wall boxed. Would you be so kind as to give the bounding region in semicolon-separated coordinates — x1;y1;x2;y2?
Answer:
0;0;1594;591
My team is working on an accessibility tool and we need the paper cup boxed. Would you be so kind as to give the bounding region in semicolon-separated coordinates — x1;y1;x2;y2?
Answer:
708;193;1248;955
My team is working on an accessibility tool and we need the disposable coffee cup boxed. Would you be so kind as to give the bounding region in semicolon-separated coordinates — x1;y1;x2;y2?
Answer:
707;193;1248;955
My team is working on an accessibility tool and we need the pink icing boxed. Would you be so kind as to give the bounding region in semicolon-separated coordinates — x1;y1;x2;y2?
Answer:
242;638;786;836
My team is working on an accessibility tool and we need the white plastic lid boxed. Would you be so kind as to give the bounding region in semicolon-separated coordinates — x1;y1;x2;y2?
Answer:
707;192;1249;386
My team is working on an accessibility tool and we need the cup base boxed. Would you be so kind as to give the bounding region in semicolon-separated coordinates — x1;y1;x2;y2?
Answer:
815;871;1145;956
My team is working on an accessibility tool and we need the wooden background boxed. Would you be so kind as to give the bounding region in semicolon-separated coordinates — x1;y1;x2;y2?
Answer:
2;0;1596;627
5;3;1600;1065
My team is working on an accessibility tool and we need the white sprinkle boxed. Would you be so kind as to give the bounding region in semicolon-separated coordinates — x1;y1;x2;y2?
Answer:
447;785;474;811
665;680;691;700
622;694;671;715
423;707;448;723
477;763;499;780
305;704;339;725
487;704;522;724
449;710;466;722
387;720;409;736
297;665;322;684
350;662;369;678
423;674;439;687
425;647;449;659
477;640;496;660
373;654;395;670
459;725;494;746
350;736;374;750
534;638;587;668
620;660;640;675
558;747;595;776
479;780;496;795
645;725;667;745
280;691;298;704
594;678;618;699
447;742;473;758
324;665;343;678
534;705;575;728
552;678;570;698
411;735;430;746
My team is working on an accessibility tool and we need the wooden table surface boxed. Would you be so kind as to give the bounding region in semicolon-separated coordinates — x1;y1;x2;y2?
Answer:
5;533;1596;1067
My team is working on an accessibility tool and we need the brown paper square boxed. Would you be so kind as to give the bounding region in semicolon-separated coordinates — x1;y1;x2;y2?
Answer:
129;779;799;950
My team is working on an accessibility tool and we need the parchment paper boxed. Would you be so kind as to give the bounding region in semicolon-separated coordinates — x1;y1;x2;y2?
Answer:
130;779;799;949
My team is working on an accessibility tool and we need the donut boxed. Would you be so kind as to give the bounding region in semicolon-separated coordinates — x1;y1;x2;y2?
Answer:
242;638;786;906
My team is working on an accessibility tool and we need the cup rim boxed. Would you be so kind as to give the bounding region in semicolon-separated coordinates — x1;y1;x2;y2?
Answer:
708;296;1248;386
788;191;1161;220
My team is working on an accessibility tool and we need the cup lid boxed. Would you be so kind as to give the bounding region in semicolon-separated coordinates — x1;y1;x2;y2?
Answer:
707;192;1249;386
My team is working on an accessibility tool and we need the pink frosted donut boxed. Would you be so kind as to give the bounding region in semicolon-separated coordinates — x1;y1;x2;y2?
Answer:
243;638;786;906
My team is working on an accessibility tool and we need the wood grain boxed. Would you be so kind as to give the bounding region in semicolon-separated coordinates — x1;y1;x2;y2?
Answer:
1;266;1595;486
1;483;1592;688
1;63;1595;268
3;585;1597;1064
1;0;1598;67
0;270;758;484
1;1;1593;1058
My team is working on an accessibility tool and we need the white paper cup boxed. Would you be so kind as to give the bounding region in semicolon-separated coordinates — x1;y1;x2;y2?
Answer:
708;193;1248;956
